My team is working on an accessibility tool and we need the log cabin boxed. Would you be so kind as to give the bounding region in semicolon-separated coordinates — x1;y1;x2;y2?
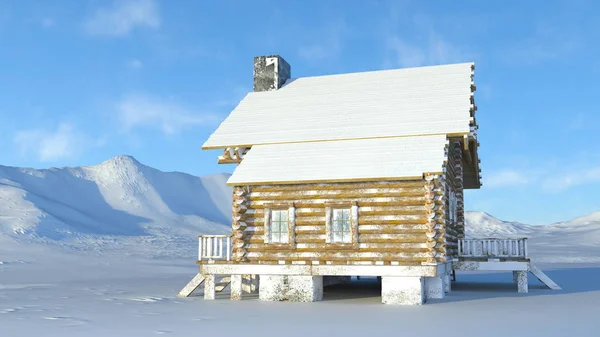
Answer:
178;55;560;305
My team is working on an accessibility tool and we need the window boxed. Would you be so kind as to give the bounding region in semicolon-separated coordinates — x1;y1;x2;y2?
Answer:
263;204;295;246
332;209;352;243
325;203;359;246
270;209;289;243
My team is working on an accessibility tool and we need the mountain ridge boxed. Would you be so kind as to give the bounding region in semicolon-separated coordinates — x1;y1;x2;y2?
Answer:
0;155;232;242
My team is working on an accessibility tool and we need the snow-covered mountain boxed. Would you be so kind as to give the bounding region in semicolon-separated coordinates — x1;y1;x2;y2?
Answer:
466;211;600;262
0;156;232;257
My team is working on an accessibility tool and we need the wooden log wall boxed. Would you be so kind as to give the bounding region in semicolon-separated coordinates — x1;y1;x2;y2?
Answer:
233;180;451;265
232;186;249;262
444;139;465;257
424;173;447;263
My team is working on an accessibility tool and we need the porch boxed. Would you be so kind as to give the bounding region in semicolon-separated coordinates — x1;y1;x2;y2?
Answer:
178;235;560;303
455;238;561;293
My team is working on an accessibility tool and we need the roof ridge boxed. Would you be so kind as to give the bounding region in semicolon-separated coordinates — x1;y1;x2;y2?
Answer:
284;61;475;81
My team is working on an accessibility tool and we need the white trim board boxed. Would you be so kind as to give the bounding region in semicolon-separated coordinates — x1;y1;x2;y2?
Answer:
200;263;450;277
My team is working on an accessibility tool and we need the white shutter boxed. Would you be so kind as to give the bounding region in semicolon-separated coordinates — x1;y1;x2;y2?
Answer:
263;208;271;244
325;206;332;243
288;206;296;245
351;205;359;243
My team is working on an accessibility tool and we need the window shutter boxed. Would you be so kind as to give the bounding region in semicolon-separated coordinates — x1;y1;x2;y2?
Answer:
264;208;271;244
288;206;296;245
325;206;332;243
351;204;359;243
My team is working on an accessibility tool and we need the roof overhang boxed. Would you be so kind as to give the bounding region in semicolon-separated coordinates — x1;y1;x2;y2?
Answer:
226;135;449;186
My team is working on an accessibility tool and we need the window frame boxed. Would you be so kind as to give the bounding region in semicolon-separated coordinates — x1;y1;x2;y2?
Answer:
325;201;359;249
263;202;296;249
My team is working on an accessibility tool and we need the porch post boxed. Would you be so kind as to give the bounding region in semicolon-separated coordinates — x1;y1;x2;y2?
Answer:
204;274;216;300
231;274;243;300
516;271;528;293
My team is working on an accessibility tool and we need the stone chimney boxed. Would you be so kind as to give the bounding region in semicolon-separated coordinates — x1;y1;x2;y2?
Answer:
253;55;291;92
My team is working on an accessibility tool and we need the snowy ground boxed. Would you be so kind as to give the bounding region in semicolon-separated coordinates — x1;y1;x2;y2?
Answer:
2;237;599;337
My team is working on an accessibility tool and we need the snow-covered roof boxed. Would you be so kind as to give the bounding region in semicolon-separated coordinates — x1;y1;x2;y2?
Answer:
203;62;474;149
226;135;448;185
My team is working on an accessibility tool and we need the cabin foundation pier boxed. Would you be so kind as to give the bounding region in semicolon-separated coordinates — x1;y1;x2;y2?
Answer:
230;274;243;300
516;271;528;293
444;272;451;293
258;275;324;302
258;275;287;301
382;277;425;305
425;276;446;299
203;274;216;300
287;276;323;302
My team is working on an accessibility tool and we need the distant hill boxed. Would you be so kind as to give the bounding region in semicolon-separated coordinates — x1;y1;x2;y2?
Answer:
0;156;231;257
466;211;600;262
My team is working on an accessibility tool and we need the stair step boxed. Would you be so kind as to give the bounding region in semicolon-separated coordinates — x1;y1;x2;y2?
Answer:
216;276;231;284
215;276;232;292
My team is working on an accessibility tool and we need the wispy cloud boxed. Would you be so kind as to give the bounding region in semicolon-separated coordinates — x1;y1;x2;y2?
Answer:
501;22;581;66
386;35;469;68
13;123;104;162
297;19;349;61
486;159;600;193
117;94;217;135
383;5;475;68
568;112;599;132
212;86;250;108
40;17;55;28
127;59;143;69
484;170;531;188
542;166;600;193
0;8;9;25
83;0;160;37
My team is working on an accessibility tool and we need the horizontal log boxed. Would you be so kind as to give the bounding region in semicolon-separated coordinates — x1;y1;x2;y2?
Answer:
248;190;425;201
245;206;432;217
359;216;427;225
358;227;429;235
245;247;430;253
246;197;427;208
348;233;426;242
248;234;326;243
246;259;428;266
249;187;425;199
246;233;442;244
246;224;433;235
249;181;425;192
245;242;428;251
244;213;433;224
240;206;444;221
245;252;431;260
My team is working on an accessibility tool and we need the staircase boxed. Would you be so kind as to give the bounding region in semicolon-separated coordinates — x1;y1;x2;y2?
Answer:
177;274;259;298
177;273;205;297
529;264;562;290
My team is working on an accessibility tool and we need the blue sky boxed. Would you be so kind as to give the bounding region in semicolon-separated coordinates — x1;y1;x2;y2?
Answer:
0;0;598;225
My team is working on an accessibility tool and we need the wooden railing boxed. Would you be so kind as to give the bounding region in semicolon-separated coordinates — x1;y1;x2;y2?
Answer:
458;238;528;259
198;235;232;261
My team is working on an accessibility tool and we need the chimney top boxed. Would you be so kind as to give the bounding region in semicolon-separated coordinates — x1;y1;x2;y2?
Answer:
253;55;291;92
